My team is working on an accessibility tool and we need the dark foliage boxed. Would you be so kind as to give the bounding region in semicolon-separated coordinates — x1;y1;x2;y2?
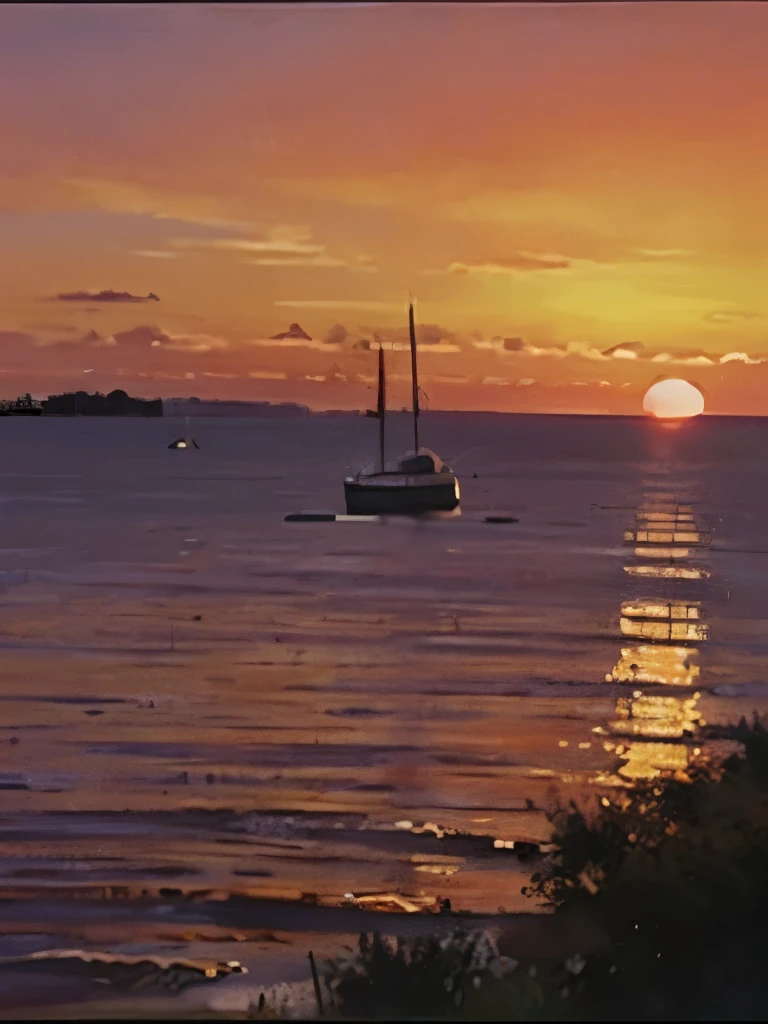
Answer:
327;718;768;1021
523;715;768;1020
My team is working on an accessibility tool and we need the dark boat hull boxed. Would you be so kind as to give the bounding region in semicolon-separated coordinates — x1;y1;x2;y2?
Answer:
344;478;459;516
9;409;43;416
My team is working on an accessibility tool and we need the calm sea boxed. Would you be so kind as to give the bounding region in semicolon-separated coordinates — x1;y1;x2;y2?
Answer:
0;412;765;943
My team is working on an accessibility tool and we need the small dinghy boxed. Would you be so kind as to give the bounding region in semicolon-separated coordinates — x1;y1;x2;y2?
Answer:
169;415;198;449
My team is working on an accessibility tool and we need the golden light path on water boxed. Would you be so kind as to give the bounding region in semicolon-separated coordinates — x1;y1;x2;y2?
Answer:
593;494;715;783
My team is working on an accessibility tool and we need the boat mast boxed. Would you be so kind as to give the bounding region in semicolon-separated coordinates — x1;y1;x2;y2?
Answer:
408;300;420;451
377;343;386;473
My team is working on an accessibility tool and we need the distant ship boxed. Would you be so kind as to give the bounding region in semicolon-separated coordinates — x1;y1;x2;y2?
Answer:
343;302;460;516
0;394;43;416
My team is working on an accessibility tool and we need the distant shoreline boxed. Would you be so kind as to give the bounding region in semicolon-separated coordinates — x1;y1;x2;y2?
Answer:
8;405;767;422
135;409;768;421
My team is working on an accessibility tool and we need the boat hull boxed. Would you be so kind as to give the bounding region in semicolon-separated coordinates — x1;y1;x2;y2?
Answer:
344;475;460;516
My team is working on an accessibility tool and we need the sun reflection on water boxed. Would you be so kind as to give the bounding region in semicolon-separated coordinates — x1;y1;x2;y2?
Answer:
606;644;700;686
614;741;691;781
595;496;714;782
633;546;691;559
608;693;702;739
625;529;710;545
624;565;711;580
620;616;708;641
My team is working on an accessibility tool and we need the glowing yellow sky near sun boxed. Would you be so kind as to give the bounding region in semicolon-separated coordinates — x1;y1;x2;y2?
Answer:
1;2;768;411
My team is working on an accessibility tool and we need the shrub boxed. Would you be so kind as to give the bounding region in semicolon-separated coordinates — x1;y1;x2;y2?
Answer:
523;716;768;1020
327;718;768;1021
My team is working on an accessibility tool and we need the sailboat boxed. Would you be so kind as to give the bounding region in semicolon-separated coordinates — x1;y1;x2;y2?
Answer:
343;302;460;515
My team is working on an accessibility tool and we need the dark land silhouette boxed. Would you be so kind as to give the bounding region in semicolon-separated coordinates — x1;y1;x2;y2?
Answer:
42;389;163;416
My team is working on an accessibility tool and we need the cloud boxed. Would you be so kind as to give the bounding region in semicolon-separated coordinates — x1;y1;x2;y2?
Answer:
25;327;103;349
247;322;349;352
417;341;462;354
448;251;572;275
634;248;695;258
157;334;229;354
104;325;160;347
248;321;343;352
472;336;608;361
104;325;229;352
271;175;406;209
131;250;178;259
600;341;715;365
325;323;348;345
501;337;526;352
523;342;568;358
176;225;369;272
427;374;471;384
325;363;347;382
719;351;766;365
53;289;160;303
353;256;379;273
212;239;323;256
602;342;719;366
365;322;466;355
466;334;739;368
70;329;103;348
562;341;609;361
250;338;338;350
602;341;645;358
155;215;255;232
271;323;312;342
244;255;348;268
10;307;768;407
472;336;526;352
63;178;258;233
443;190;599;229
703;310;763;324
23;323;79;333
173;225;323;256
274;300;400;312
116;369;196;381
679;354;716;366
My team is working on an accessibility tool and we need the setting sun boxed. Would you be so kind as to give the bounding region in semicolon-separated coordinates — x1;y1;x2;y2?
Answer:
643;379;705;419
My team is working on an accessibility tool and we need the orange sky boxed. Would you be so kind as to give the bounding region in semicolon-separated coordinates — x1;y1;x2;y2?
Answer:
2;1;768;413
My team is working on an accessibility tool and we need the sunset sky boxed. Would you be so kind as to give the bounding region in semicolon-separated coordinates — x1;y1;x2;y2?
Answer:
2;1;768;413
